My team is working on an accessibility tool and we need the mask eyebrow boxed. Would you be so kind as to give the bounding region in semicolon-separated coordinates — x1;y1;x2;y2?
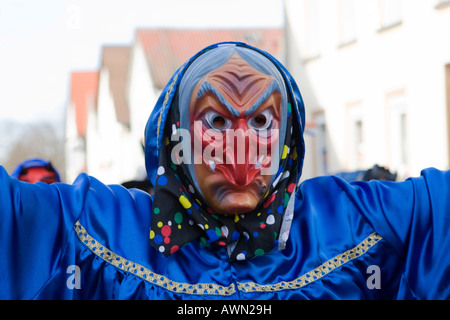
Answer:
244;80;280;116
196;81;241;117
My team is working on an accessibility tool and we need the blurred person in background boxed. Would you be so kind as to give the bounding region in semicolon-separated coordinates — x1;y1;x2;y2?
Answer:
11;158;61;184
335;164;397;182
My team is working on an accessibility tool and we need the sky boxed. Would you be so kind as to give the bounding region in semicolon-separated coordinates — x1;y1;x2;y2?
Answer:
0;0;284;124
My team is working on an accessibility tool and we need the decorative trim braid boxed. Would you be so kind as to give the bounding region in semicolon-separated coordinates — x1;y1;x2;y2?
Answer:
238;232;383;293
74;221;382;296
74;221;235;296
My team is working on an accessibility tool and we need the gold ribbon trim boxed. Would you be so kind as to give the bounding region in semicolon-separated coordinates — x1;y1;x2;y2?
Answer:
74;221;382;295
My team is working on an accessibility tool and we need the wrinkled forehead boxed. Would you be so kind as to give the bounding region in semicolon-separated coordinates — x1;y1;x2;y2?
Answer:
190;53;281;118
178;44;288;129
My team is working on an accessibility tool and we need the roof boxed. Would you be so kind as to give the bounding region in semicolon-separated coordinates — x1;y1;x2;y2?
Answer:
100;46;131;126
135;28;285;89
70;71;99;137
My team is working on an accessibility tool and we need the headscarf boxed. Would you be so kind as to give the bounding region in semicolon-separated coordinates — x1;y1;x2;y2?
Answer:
148;43;304;261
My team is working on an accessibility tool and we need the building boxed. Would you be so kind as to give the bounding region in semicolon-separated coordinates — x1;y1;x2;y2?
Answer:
65;71;99;183
285;0;450;180
66;28;285;185
127;28;285;148
85;46;147;184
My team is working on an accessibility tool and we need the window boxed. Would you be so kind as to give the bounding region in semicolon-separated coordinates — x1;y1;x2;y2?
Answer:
313;112;329;176
304;0;321;59
379;0;402;30
339;0;357;46
387;91;409;177
346;102;365;170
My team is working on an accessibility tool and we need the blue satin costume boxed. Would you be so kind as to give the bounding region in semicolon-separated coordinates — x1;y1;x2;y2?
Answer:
1;42;450;300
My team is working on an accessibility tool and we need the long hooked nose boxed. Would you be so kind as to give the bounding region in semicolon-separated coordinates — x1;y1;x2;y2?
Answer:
222;119;260;186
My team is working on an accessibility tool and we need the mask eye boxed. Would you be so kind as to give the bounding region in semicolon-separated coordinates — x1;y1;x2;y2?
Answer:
204;111;231;131
249;109;273;131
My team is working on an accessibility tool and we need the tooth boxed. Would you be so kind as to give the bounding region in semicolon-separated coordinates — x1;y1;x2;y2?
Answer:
255;155;264;169
209;160;216;173
172;124;177;136
260;183;268;195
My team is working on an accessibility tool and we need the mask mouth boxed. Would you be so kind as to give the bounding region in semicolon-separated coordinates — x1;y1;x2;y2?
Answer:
200;124;275;188
214;162;261;187
207;154;271;188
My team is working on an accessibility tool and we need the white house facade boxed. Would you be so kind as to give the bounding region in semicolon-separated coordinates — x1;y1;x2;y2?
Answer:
65;71;98;184
86;46;146;185
285;0;450;180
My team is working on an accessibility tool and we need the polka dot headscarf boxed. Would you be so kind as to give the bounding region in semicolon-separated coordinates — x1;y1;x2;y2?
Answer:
149;44;300;261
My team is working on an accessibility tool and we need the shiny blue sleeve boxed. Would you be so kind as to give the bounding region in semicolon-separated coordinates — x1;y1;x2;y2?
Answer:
338;168;450;299
0;166;88;299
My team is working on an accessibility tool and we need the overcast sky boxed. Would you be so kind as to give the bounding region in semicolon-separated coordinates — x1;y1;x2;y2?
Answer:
0;0;284;124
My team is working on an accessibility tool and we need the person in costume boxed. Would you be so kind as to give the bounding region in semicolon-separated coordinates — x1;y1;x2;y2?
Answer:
11;158;61;184
1;42;449;299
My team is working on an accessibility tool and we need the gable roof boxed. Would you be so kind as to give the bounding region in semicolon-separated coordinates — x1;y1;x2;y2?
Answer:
135;28;284;89
100;46;131;126
70;71;99;138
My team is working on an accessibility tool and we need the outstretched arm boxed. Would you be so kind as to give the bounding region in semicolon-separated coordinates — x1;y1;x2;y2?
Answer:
342;168;450;299
0;166;86;299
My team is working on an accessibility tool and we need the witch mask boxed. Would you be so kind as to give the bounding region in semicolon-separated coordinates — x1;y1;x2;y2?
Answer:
189;52;283;215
